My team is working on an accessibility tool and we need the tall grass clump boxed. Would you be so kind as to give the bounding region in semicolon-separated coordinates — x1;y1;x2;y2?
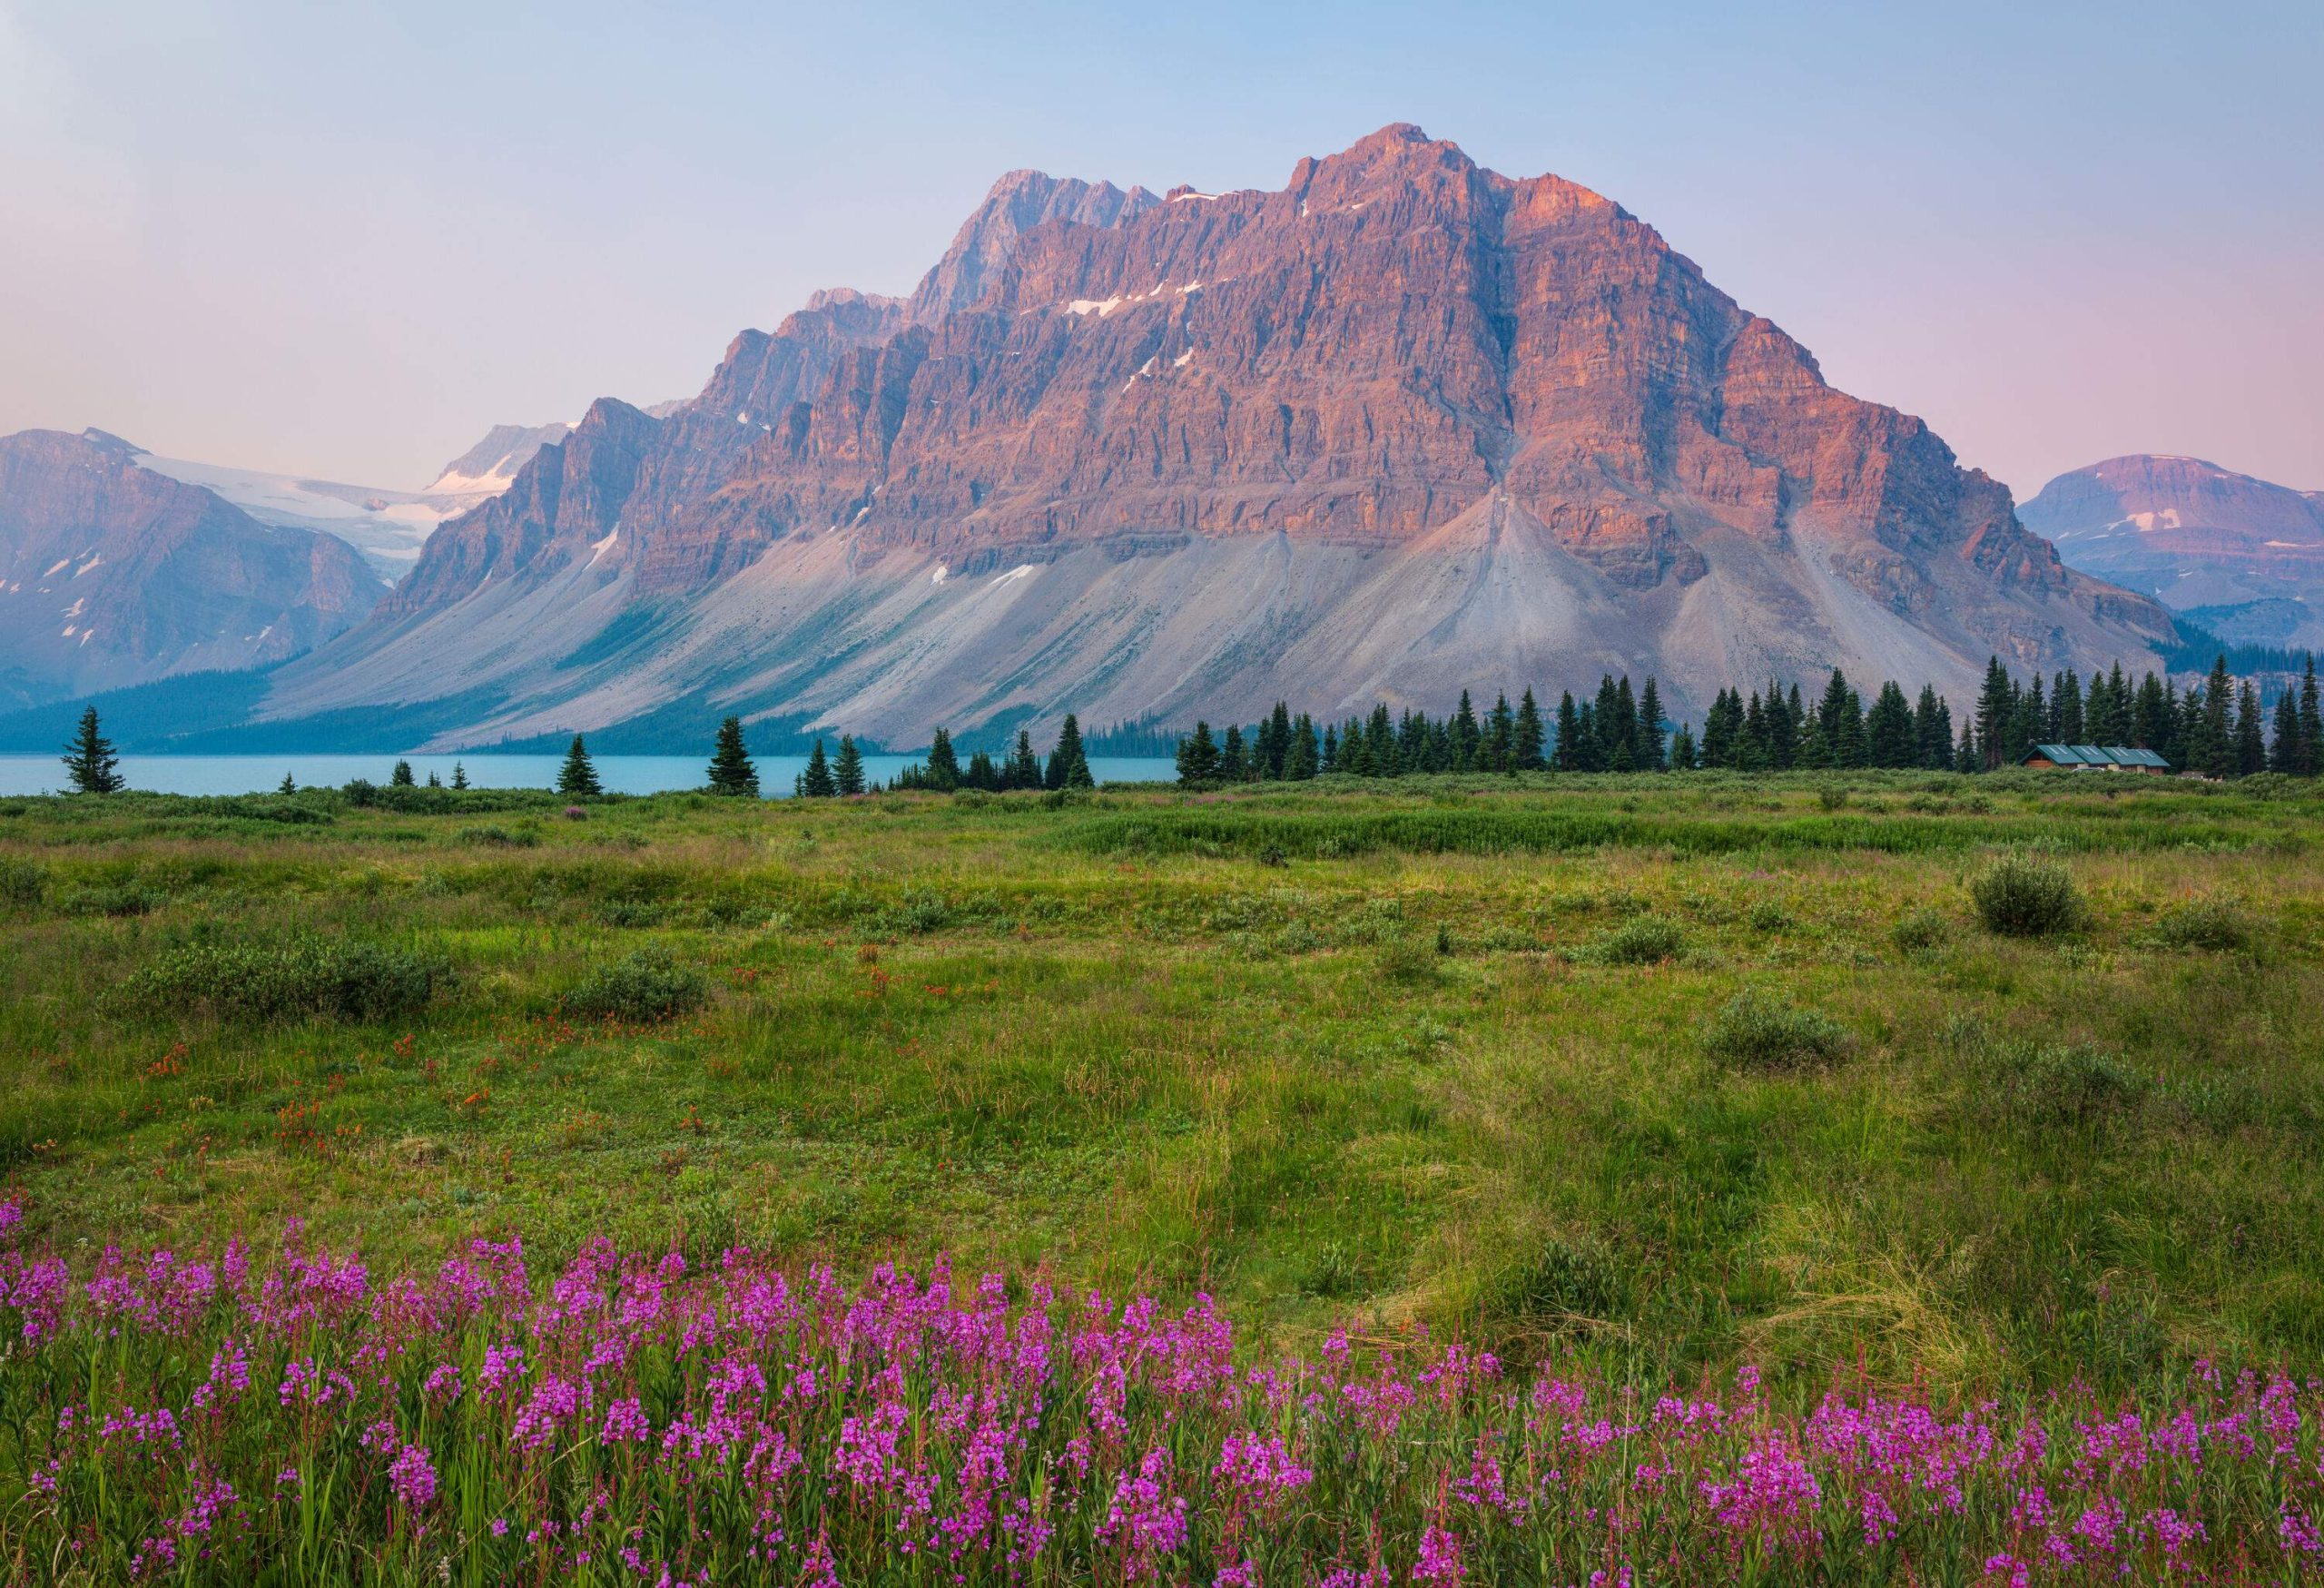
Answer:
565;945;708;1023
120;935;448;1023
1704;988;1853;1072
1970;851;2084;937
1582;914;1687;965
2151;896;2258;953
0;1209;2318;1585
0;855;44;911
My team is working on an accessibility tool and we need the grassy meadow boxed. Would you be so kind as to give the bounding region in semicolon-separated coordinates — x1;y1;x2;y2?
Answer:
1;768;2319;1398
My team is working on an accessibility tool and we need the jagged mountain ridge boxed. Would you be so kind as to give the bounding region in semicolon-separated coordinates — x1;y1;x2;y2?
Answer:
2023;454;2324;647
265;125;2176;747
0;429;383;708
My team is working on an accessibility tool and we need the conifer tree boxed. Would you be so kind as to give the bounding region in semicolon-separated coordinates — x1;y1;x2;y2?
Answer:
923;727;962;792
1955;718;1980;774
1770;683;1801;769
451;762;469;791
1221;725;1248;782
1667;722;1697;770
2133;672;2171;754
2235;681;2267;777
2300;656;2322;776
1045;715;1092;789
1002;730;1039;791
1486;693;1516;772
278;771;297;795
2193;658;2236;777
1609;676;1639;772
1320;724;1338;773
963;750;1000;791
62;708;126;794
1866;680;1915;768
1976;657;2014;770
1553;692;1583;772
2270;688;2305;774
1636;678;1666;771
556;735;602;797
2053;669;2084;743
428;771;443;789
1738;692;1771;771
1176;722;1222;785
1513;688;1547;771
1264;702;1293;778
1700;689;1741;769
797;739;836;797
391;759;416;787
834;735;867;795
1914;686;1952;770
1449;691;1480;771
1287;715;1320;780
706;716;760;797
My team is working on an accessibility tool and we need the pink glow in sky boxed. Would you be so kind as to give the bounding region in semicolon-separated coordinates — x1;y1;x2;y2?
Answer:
1;0;2316;500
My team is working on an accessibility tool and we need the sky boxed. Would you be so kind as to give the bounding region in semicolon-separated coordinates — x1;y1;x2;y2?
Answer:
0;0;2317;499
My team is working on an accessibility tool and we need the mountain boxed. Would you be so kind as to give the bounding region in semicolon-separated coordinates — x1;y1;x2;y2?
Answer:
124;422;580;580
423;421;577;497
252;124;2175;748
0;429;384;709
2022;454;2324;648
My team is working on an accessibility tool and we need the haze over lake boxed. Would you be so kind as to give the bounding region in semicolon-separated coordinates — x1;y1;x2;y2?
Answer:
0;755;1177;798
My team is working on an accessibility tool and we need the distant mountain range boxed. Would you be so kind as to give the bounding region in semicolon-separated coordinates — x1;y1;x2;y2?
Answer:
2024;454;2324;651
2;125;2196;748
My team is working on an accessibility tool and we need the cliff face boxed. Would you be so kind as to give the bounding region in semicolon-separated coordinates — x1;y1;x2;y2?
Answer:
0;429;384;706
2024;455;2324;645
270;125;2175;746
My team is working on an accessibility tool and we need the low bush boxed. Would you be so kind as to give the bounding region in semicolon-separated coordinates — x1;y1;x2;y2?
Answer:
1745;899;1795;932
1891;907;1951;958
1501;1235;1626;1323
58;883;162;918
2007;1043;2146;1129
0;856;45;910
1704;988;1853;1072
458;825;539;848
121;936;447;1023
565;947;708;1024
2152;897;2257;952
1585;914;1686;965
1970;852;2083;937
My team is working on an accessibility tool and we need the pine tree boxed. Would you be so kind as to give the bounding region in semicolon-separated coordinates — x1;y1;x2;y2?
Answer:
1176;722;1222;785
1221;725;1249;782
1738;692;1771;771
924;727;962;792
556;735;602;797
797;739;836;797
1700;688;1740;769
2195;658;2236;777
1045;715;1093;789
1915;688;1954;771
2133;672;2171;754
705;716;759;796
963;750;1000;791
1866;681;1915;768
1976;657;2014;770
2300;656;2321;776
1955;718;1981;774
1667;722;1697;770
451;762;469;791
1771;683;1802;769
835;735;867;796
427;770;443;789
1513;688;1547;772
1486;693;1516;773
1319;725;1338;773
278;771;297;795
2270;688;2305;774
2235;681;2267;777
1287;715;1320;780
1553;692;1583;772
391;759;416;787
1636;678;1666;772
1001;731;1039;791
2053;669;2085;744
1609;676;1639;772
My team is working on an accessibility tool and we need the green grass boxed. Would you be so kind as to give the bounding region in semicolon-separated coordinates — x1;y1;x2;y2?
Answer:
4;769;2322;1395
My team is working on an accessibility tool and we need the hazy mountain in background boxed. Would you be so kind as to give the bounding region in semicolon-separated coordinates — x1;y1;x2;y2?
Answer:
0;429;382;708
2023;454;2324;650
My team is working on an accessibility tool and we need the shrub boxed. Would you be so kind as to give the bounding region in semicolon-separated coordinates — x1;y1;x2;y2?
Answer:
1502;1236;1624;1323
59;883;162;918
458;825;539;848
1305;1240;1364;1298
566;947;708;1024
1890;908;1951;958
0;857;45;910
1374;932;1439;983
1970;852;2083;937
1588;914;1686;965
2152;898;2256;953
122;936;447;1023
1704;989;1853;1072
2008;1043;2145;1128
1745;899;1795;932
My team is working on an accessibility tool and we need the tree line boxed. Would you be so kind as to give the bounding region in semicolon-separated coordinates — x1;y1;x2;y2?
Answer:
1170;654;2324;784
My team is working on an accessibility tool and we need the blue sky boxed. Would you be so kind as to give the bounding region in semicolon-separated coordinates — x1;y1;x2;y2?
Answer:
0;0;2316;497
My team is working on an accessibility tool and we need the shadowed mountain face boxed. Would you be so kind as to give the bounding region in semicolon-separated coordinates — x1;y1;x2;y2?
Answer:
2023;455;2324;648
268;124;2176;747
0;430;383;709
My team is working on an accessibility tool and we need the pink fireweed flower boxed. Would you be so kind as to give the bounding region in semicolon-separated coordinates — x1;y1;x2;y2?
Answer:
1413;1524;1464;1587
388;1443;438;1514
1213;1429;1314;1502
1699;1432;1823;1553
600;1395;652;1445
